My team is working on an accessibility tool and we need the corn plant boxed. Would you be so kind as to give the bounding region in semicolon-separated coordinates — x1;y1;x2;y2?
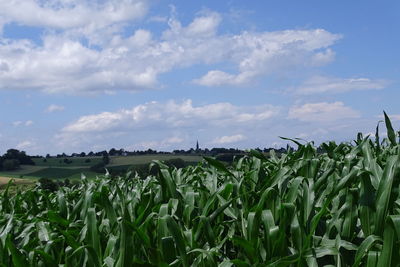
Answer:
1;112;400;266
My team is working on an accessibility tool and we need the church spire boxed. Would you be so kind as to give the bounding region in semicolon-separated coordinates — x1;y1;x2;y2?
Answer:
196;140;199;151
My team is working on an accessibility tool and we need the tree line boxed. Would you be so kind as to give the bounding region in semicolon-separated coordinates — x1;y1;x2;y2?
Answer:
0;149;35;171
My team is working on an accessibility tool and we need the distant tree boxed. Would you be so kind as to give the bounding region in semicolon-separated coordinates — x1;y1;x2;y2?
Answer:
109;148;117;156
3;149;34;165
79;152;86;157
2;159;20;171
102;152;110;165
46;154;51;158
146;149;156;154
88;151;94;156
38;178;59;192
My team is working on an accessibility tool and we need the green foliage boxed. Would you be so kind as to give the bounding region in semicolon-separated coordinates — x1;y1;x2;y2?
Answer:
2;159;20;171
1;113;400;265
28;167;90;179
90;162;106;173
38;178;59;192
32;157;103;167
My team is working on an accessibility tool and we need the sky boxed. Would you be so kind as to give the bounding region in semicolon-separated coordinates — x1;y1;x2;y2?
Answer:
0;0;399;155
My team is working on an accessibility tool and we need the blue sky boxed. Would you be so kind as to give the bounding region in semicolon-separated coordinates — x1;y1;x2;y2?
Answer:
0;0;399;155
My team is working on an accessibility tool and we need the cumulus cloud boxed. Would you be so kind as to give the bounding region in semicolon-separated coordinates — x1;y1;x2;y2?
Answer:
13;120;33;126
46;104;65;112
132;136;185;150
194;29;341;86
62;99;280;133
0;0;148;34
54;99;281;151
16;140;36;150
213;134;246;144
0;5;341;94
25;120;34;126
295;76;387;94
288;102;360;122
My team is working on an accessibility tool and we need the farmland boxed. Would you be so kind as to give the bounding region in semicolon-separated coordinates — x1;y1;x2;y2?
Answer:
0;114;400;266
0;154;203;180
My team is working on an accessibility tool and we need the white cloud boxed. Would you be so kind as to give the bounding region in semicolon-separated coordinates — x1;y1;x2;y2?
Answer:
54;99;280;151
193;70;250;87
46;104;65;112
0;6;341;94
185;12;221;37
62;111;125;132
0;0;148;34
288;102;360;122
13;120;33;126
310;49;335;66
213;134;246;144
132;136;185;150
16;140;36;150
295;76;387;94
62;99;280;133
194;29;341;86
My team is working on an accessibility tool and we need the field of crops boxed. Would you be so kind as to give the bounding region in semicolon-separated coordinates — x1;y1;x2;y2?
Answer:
0;155;204;180
1;114;400;266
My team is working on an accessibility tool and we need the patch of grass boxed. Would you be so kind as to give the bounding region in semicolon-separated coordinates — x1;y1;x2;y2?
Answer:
66;171;99;180
25;167;91;179
0;165;47;176
109;154;203;166
32;157;103;167
0;177;36;195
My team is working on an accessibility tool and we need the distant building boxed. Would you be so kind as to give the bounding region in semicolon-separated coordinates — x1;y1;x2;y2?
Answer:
196;140;199;152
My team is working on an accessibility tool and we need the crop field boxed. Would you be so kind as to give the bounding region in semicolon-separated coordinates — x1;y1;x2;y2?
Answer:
0;114;400;266
0;155;203;180
109;155;203;166
0;177;34;188
32;157;104;167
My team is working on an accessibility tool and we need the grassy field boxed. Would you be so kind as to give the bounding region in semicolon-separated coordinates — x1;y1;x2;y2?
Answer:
32;156;103;167
26;167;98;180
0;177;34;187
0;165;47;175
2;154;204;180
108;154;203;166
0;177;36;194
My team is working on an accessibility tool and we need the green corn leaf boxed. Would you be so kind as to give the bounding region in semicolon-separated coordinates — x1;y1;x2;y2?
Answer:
352;235;382;267
204;157;234;177
384;111;397;146
6;237;29;267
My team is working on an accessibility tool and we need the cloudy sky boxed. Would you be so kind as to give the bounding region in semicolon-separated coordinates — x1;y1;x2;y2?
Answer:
0;0;399;155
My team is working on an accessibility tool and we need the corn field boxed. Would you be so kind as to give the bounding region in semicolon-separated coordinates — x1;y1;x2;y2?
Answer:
1;113;400;266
